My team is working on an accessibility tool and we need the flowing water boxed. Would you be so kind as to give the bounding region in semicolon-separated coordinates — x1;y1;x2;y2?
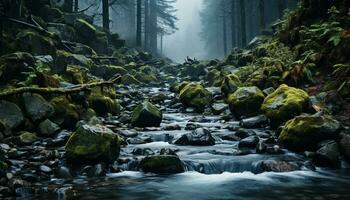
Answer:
22;86;350;199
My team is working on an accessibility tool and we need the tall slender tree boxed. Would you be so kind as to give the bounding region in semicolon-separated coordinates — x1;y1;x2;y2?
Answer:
239;0;246;47
144;0;150;50
149;0;157;53
102;0;110;31
231;0;237;48
136;0;142;47
259;0;265;31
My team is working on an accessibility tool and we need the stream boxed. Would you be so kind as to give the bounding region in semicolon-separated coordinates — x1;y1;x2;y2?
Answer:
18;85;350;199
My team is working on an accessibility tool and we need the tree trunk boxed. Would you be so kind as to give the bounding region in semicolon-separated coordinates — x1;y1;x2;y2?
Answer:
144;0;150;50
149;0;157;54
74;0;79;12
278;0;287;18
231;0;236;48
63;0;73;12
160;32;163;54
102;0;109;32
136;0;142;47
240;0;246;47
259;0;265;31
223;10;227;56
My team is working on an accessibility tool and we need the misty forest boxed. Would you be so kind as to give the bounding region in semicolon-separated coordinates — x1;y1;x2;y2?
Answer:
1;0;350;199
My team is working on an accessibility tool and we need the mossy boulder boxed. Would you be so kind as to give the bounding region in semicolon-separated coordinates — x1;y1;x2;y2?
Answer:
135;72;157;83
179;83;212;112
89;95;120;116
0;52;35;83
16;30;56;55
261;84;309;128
131;101;162;127
206;69;222;86
65;124;120;165
74;19;97;41
278;115;342;151
140;155;184;174
53;50;94;74
91;65;127;80
221;74;242;96
50;96;80;129
17;131;38;145
228;86;265;118
120;74;142;85
173;81;190;93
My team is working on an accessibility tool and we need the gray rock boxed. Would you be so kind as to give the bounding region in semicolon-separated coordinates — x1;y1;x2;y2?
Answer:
313;141;340;168
238;136;259;148
39;165;52;174
340;132;350;160
253;160;300;174
0;101;24;131
173;128;215;146
23;94;54;122
211;103;228;115
240;115;268;128
55;166;72;179
38;119;60;136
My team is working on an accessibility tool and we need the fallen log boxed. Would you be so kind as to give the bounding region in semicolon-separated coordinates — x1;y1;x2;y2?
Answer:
0;76;121;99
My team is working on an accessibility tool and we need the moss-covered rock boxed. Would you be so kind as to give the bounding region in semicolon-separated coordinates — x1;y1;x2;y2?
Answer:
0;52;35;83
50;96;79;129
74;18;97;41
261;84;310;128
91;65;127;80
65;124;120;165
278;115;342;151
140;155;184;174
134;72;157;83
53;50;94;74
16;30;56;55
206;69;222;86
120;74;142;85
17;131;38;145
173;81;190;93
228;86;265;118
179;83;212;112
89;95;120;116
131;101;162;127
221;74;242;96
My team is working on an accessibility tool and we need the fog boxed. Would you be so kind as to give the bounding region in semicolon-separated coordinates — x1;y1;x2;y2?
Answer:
163;0;205;63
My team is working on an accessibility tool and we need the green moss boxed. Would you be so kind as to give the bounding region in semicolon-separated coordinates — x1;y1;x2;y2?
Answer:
91;65;127;80
65;124;120;165
279;115;342;151
174;81;190;93
131;101;162;127
0;162;8;171
50;96;79;129
179;83;212;112
261;84;309;128
80;108;97;122
221;74;242;96
16;30;56;55
120;74;142;85
135;72;157;83
89;95;120;116
227;86;265;118
18;131;38;145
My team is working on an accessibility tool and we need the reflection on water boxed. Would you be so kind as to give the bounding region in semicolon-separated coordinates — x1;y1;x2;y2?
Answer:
29;169;350;200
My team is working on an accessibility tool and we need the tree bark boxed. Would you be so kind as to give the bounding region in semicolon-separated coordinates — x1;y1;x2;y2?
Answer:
144;0;150;50
223;9;227;56
240;0;246;47
149;0;157;54
63;0;73;12
231;0;236;48
136;0;142;47
74;0;79;12
102;0;110;32
259;0;265;31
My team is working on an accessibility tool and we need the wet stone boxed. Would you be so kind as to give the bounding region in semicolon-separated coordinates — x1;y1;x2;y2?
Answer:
173;128;215;146
238;136;259;148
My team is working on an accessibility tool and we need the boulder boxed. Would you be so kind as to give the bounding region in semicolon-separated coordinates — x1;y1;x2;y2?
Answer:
240;115;268;128
228;86;265;118
89;95;120;116
140;155;184;174
238;136;259;148
23;94;54;122
53;50;94;74
65;124;120;165
0;52;35;82
313;141;340;168
173;128;215;146
0;101;24;131
16;30;56;55
179;83;212;112
90;65;127;80
131;101;162;127
16;132;38;145
50;96;79;129
261;84;309;128
340;132;350;160
38;119;60;136
253;160;300;174
220;74;241;96
74;18;97;41
278;115;342;151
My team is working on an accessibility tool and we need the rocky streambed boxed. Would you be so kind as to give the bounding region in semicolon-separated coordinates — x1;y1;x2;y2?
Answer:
1;83;350;199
